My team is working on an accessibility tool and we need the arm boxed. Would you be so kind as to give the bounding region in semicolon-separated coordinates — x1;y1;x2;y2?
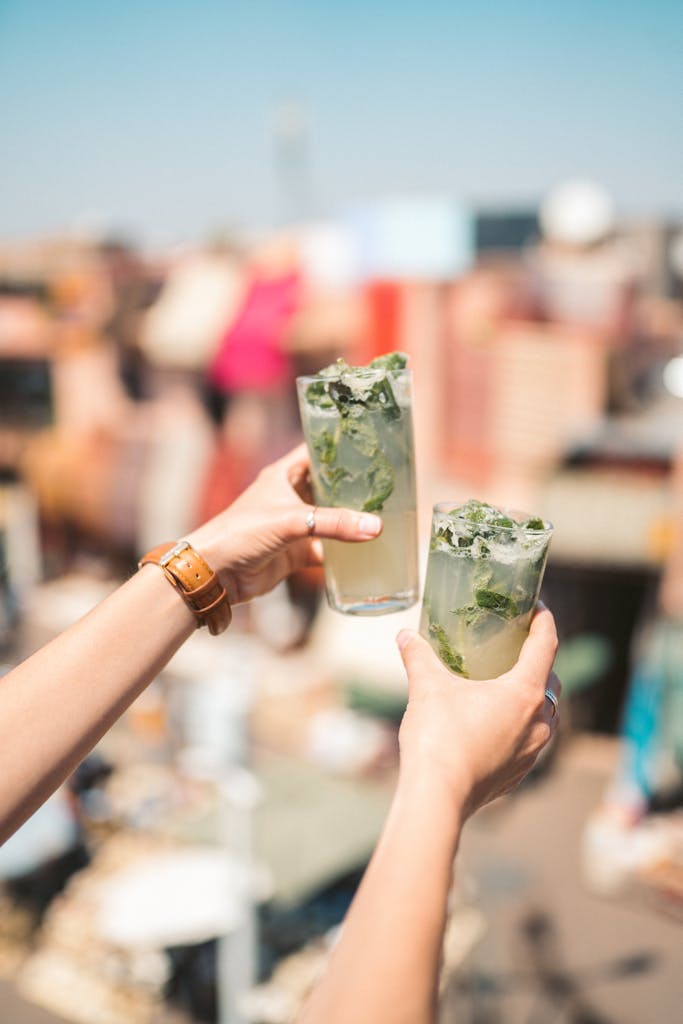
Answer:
301;608;560;1024
0;445;381;843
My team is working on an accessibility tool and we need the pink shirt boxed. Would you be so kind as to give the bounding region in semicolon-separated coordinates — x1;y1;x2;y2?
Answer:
208;270;300;392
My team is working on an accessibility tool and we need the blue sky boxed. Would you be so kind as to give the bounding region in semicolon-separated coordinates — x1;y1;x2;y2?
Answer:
1;0;681;245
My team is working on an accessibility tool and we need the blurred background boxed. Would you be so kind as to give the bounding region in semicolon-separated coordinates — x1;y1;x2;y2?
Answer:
0;1;682;1022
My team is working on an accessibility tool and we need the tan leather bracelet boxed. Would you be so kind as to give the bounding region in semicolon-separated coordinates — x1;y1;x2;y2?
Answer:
138;540;232;636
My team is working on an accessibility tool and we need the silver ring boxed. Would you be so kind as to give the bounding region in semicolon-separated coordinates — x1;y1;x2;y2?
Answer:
544;688;559;718
306;508;317;535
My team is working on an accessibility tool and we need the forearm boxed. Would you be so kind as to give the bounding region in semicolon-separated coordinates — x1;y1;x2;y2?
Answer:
0;565;195;841
301;772;464;1024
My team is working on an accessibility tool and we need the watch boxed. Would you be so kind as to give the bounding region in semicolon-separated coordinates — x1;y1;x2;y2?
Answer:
138;540;232;636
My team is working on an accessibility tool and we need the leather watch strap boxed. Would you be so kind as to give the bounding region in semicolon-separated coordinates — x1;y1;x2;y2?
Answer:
138;541;232;636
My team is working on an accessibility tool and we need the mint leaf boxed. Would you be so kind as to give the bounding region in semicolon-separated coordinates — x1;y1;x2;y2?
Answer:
327;375;401;423
368;352;408;371
340;413;378;456
461;500;489;525
363;451;394;512
312;428;337;465
366;378;401;421
475;588;519;619
454;604;484;627
431;525;478;552
304;379;335;410
328;378;356;413
304;352;408;513
437;499;548;548
321;464;352;499
428;622;468;676
431;524;455;551
456;585;517;626
472;558;493;590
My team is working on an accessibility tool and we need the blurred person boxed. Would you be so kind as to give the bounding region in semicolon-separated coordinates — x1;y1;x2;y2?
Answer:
0;443;560;1023
201;234;302;518
98;237;156;401
287;219;366;374
21;243;245;565
527;178;648;411
139;240;245;393
582;447;683;895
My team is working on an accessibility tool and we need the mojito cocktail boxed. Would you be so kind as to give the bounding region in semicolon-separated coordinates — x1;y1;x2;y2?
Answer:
297;353;418;615
420;500;553;678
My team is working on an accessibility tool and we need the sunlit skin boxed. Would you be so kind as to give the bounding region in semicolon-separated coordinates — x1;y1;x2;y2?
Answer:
0;445;559;1024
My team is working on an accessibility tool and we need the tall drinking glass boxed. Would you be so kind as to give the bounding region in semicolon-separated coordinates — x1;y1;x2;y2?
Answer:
420;500;553;678
296;355;418;615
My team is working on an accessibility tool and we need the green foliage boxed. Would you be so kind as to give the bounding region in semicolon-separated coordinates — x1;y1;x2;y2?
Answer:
368;351;408;371
455;585;519;627
321;464;351;499
367;378;401;420
304;379;335;409
305;352;410;513
474;588;519;619
340;412;378;456
305;352;404;423
312;429;337;465
428;622;468;676
363;452;394;513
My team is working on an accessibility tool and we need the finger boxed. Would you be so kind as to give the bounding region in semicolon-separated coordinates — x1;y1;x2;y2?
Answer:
315;506;383;541
293;472;315;505
284;536;323;572
279;444;314;500
307;538;324;564
513;605;559;688
283;505;383;543
278;441;310;469
396;629;455;696
547;670;562;700
277;443;311;483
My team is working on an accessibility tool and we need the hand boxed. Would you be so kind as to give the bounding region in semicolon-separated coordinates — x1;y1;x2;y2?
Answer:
396;606;560;818
186;443;382;604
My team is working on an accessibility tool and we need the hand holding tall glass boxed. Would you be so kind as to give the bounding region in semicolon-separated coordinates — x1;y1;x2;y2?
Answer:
420;500;553;678
297;353;419;615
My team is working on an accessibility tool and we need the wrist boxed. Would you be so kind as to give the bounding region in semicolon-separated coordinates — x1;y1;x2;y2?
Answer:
394;765;467;840
138;539;232;635
184;528;239;605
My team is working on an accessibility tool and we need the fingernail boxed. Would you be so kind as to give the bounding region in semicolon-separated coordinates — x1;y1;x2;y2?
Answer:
396;629;410;651
357;514;381;536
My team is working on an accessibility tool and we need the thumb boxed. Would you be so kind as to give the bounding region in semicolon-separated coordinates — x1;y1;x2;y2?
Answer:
396;629;443;697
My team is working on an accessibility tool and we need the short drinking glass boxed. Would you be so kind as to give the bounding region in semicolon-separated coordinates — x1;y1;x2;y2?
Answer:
420;500;553;678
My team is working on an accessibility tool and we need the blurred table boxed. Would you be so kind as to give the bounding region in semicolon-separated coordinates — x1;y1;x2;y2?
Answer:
252;750;393;906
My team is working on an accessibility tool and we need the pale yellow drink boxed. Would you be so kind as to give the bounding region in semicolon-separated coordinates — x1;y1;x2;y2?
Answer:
297;355;418;615
420;501;553;678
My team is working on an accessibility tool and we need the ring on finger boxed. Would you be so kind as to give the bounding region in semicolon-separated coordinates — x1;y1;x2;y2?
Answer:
544;688;559;719
306;508;317;536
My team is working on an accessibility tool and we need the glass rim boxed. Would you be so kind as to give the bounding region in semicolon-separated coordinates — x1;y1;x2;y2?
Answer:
432;500;554;535
296;365;413;386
